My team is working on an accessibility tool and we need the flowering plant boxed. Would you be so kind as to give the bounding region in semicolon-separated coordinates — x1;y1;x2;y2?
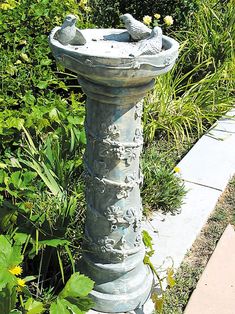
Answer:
0;235;94;313
143;13;174;27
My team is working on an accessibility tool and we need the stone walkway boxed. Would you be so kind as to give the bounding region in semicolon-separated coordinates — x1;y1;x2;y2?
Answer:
143;108;235;271
184;224;235;314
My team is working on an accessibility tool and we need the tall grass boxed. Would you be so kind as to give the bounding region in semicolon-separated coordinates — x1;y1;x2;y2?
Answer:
143;0;234;144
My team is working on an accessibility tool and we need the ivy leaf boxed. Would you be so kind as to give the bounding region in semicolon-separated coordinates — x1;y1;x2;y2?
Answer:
24;297;45;314
50;298;70;314
67;296;95;312
60;299;83;314
0;235;23;269
166;268;176;288
59;273;94;299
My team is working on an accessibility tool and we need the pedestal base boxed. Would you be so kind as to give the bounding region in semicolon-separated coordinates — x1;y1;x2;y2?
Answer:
80;250;154;313
88;296;155;314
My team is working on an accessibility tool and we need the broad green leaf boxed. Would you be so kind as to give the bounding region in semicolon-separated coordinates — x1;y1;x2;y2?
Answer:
61;299;83;314
59;273;94;299
0;271;16;291
14;233;28;245
0;284;17;313
24;297;45;314
0;235;12;265
50;298;70;314
79;129;86;144
67;296;95;312
0;235;23;269
8;243;23;267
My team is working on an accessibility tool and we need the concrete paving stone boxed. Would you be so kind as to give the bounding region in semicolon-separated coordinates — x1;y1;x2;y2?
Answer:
142;182;221;270
184;224;235;314
176;128;235;191
207;108;235;139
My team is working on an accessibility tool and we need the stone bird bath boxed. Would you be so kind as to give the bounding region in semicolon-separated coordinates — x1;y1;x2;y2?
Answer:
49;27;179;313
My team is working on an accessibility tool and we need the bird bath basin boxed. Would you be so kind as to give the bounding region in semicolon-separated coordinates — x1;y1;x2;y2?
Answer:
49;28;179;85
49;26;179;313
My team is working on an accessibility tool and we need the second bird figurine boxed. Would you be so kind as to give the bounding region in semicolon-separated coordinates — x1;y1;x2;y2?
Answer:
130;26;163;57
120;13;151;41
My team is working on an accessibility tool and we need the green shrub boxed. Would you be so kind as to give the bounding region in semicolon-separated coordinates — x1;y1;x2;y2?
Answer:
142;144;186;214
89;0;198;30
0;0;92;150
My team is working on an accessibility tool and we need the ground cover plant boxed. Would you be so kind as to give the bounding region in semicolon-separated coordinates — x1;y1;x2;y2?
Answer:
0;0;234;312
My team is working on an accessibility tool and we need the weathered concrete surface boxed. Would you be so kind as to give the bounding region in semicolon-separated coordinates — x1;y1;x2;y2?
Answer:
184;224;235;314
143;109;235;272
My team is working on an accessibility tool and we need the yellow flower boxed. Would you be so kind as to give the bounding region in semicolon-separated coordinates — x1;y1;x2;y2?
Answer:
79;0;88;8
174;166;181;173
9;265;23;276
17;278;26;288
143;15;152;26
154;13;161;19
164;15;174;26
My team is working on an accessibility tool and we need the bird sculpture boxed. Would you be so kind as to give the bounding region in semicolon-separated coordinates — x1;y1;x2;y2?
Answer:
54;14;86;46
130;26;163;57
120;13;151;41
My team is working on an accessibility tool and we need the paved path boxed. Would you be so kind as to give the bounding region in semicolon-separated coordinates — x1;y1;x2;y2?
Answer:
143;108;235;270
184;224;235;314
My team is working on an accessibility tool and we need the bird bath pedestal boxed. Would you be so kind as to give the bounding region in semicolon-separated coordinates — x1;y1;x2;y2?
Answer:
49;28;179;313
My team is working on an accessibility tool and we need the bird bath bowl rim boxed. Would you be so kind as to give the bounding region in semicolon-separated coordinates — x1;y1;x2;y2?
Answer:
49;28;179;70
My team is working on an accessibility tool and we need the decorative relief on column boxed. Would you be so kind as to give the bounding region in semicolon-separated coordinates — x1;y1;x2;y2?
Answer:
84;97;146;279
102;123;120;141
133;128;143;144
104;206;137;232
85;170;143;200
134;101;143;120
98;142;139;166
84;231;143;262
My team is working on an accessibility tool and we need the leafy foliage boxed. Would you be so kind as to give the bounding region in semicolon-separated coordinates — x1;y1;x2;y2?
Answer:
0;0;91;151
89;0;198;30
0;234;94;313
142;144;186;214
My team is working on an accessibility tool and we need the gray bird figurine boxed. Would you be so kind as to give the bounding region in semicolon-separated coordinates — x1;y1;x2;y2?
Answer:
54;14;86;46
120;13;151;41
130;26;163;57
